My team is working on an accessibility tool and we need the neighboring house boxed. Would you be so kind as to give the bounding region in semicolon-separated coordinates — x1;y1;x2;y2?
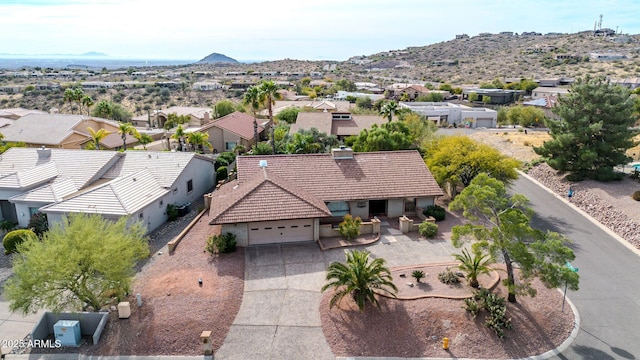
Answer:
399;102;498;128
268;100;353;117
333;91;385;102
386;84;432;100
462;88;526;105
537;78;561;87
0;114;136;150
207;149;443;246
590;52;627;61
144;106;214;129
531;87;570;98
522;96;560;120
192;81;225;91
198;111;267;152
0;148;214;233
0;107;47;121
289;111;387;140
614;77;640;90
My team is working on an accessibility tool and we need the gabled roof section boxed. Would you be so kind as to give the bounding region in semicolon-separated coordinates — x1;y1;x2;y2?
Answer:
331;115;387;137
237;150;443;202
101;151;212;188
289;112;332;135
0;113;84;145
209;167;331;224
41;169;169;216
0;147;119;190
9;177;78;203
0;162;58;189
199;111;264;140
159;106;212;119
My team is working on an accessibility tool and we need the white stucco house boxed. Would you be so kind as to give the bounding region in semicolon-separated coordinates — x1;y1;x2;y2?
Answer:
399;102;498;128
0;148;214;233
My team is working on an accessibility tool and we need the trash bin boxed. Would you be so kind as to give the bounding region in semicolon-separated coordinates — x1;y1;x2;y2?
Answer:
175;204;187;217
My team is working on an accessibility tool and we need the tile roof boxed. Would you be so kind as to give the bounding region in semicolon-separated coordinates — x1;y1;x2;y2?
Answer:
0;162;58;189
41;169;169;216
9;177;78;203
199;111;264;140
209;167;331;224
159;106;212;119
1;114;86;145
236;150;443;202
0;148;118;190
289;112;387;137
101;151;212;188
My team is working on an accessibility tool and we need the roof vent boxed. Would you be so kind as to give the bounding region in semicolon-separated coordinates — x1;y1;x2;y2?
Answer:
331;147;354;160
37;146;51;159
259;160;268;168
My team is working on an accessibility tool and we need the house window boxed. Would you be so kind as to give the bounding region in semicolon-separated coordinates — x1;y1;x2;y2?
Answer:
28;207;40;217
187;179;193;193
225;142;237;151
159;200;164;208
139;212;144;219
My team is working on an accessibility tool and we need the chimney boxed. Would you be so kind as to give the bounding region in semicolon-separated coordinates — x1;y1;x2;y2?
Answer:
331;146;353;160
37;146;51;159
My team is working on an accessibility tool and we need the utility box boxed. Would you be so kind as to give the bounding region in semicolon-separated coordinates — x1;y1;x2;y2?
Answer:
118;302;131;319
200;331;213;355
54;320;81;346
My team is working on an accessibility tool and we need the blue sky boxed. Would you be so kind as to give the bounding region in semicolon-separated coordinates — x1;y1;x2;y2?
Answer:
1;0;639;61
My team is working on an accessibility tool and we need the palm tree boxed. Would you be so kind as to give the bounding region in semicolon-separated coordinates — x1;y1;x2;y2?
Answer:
243;86;262;144
134;132;154;150
380;101;399;123
321;249;397;311
94;100;113;119
258;80;282;154
117;122;138;151
81;95;94;116
453;248;493;288
87;127;111;150
63;88;81;114
186;132;212;154
171;125;186;151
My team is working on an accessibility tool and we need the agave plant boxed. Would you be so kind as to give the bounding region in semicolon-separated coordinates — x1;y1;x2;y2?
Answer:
453;248;493;288
321;249;397;311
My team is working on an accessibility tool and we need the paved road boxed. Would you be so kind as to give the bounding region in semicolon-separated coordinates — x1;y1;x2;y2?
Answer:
513;175;640;360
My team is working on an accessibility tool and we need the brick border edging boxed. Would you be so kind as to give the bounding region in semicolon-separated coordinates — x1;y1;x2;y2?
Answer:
377;262;501;300
167;209;208;253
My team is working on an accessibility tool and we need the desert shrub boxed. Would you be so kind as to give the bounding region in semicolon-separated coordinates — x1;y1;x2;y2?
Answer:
3;229;37;254
463;288;512;338
438;268;461;285
418;222;438;238
412;270;425;283
632;191;640;201
423;205;446;221
338;214;362;240
216;166;228;182
206;232;237;254
463;298;481;318
27;212;48;237
166;204;179;221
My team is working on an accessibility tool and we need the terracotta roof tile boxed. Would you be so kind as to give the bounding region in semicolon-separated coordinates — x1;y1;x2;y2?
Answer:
199;111;264;140
236;150;443;202
209;167;331;224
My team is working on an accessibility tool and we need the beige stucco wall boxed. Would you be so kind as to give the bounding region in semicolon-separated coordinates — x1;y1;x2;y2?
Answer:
348;201;369;219
416;197;435;208
387;198;404;217
221;223;248;247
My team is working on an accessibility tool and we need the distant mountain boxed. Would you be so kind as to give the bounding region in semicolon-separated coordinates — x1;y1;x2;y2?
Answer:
80;52;109;57
197;52;238;64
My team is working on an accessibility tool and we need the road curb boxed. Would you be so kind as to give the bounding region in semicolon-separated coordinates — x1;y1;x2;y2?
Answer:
517;170;640;258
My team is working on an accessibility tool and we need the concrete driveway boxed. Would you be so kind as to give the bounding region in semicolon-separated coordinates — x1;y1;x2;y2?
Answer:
215;224;462;360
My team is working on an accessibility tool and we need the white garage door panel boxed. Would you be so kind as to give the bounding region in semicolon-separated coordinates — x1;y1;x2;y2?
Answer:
476;118;493;128
248;219;314;245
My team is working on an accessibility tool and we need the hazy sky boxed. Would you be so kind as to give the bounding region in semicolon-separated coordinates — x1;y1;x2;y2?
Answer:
1;0;639;61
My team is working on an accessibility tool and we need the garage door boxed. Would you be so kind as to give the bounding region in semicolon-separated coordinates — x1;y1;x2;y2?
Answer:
476;118;494;128
248;219;314;245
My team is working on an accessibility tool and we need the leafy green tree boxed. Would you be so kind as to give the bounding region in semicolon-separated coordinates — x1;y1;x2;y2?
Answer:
117;122;138;151
449;174;579;302
347;122;413;152
534;75;636;181
438;83;453;92
87;127;111;150
110;103;132;122
335;79;356;92
135;132;154;150
468;92;479;102
276;107;300;124
423;135;519;192
5;213;149;314
250;142;273;155
338;214;362;240
403;112;437;148
356;96;373;110
286;128;339;154
214;99;236;118
492;78;504;89
506;106;545;127
93;100;113;119
416;93;444;102
321;249;397;311
379;101;399;122
497;107;508;126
